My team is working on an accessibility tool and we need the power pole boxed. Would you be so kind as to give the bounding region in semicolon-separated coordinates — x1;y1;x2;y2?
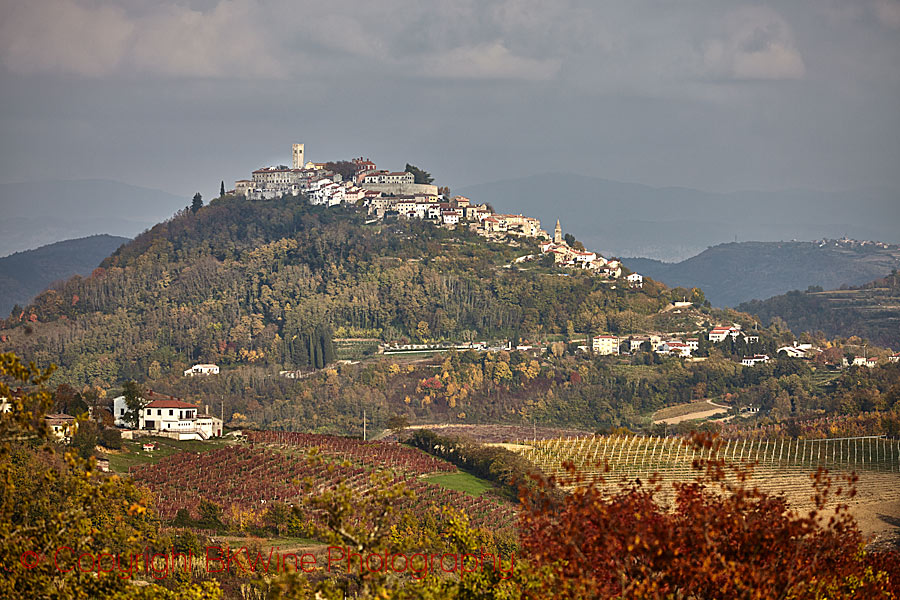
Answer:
363;409;367;441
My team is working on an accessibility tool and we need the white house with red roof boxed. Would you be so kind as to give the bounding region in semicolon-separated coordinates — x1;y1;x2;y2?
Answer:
113;391;222;440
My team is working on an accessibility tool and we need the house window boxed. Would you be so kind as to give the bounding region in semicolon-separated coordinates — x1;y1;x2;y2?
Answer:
169;409;174;416
158;409;162;416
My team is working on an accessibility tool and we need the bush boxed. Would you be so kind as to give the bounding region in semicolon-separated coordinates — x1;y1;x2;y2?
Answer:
99;427;122;450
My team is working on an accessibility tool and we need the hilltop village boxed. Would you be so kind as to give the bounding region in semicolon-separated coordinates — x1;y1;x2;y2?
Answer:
233;144;624;277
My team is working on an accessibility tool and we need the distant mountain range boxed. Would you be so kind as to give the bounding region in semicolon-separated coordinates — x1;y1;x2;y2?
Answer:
737;272;900;350
625;241;900;308
0;179;188;257
457;173;900;261
0;235;130;316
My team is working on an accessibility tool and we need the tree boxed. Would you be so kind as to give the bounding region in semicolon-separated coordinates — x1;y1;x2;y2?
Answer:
404;163;434;184
191;192;203;213
325;160;357;182
564;233;576;247
99;426;123;449
519;433;900;599
122;380;144;428
219;180;225;197
70;418;100;458
386;414;409;436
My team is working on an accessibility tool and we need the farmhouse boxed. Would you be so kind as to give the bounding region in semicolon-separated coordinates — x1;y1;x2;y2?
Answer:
741;355;771;367
113;391;223;440
184;363;220;376
45;413;76;440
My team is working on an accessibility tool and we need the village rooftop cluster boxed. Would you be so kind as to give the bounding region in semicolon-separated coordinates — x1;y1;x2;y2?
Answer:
232;144;632;280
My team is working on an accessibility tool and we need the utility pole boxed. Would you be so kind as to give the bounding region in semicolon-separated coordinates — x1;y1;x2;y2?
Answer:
363;409;367;441
221;400;224;435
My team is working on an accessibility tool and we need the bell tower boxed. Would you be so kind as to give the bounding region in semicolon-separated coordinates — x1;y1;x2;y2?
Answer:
554;219;562;244
292;143;305;169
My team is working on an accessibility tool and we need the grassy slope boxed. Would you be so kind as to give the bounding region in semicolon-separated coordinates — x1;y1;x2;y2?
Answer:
423;471;496;497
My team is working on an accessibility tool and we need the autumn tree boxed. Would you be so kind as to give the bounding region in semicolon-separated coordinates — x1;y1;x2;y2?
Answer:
121;379;144;428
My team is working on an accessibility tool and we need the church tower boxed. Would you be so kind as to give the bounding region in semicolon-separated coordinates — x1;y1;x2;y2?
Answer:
554;219;562;244
292;143;305;169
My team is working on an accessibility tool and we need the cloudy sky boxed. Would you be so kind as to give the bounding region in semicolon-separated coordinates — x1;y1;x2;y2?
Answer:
1;0;899;198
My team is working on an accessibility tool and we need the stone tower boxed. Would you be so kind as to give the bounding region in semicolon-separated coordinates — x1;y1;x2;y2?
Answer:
554;219;562;244
292;143;305;169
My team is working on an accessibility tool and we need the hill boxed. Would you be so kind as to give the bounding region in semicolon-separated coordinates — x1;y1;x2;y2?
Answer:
456;174;900;261
625;241;900;307
0;234;129;316
0;194;683;386
0;179;188;256
738;271;900;350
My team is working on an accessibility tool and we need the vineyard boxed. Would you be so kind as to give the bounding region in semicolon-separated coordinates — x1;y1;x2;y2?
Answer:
516;435;900;508
131;439;515;533
244;430;457;475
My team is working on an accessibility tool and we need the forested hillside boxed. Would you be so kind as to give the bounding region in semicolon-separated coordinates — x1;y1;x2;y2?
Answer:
0;234;129;316
738;271;900;349
0;194;678;386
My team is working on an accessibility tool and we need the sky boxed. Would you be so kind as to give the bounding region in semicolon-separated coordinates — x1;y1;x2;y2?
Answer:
1;0;899;199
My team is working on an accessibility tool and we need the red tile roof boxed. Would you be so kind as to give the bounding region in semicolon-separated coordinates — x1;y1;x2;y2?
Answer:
146;399;197;410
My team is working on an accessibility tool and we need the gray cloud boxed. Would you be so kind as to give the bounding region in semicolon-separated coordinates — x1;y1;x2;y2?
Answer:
0;0;898;199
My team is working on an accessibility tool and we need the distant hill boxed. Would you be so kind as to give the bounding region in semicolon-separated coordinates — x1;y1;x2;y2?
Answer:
0;235;129;316
625;241;900;307
456;173;900;261
737;272;900;350
0;179;188;256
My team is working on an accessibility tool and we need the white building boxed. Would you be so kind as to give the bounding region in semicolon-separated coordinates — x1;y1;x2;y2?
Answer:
184;363;220;377
741;355;770;367
45;414;76;441
113;392;223;440
592;335;620;356
626;273;643;288
441;210;460;226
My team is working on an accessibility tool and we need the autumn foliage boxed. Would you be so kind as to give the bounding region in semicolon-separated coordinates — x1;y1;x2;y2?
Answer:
518;433;900;599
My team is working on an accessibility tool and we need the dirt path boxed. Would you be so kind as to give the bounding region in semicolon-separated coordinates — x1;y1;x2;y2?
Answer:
653;400;729;425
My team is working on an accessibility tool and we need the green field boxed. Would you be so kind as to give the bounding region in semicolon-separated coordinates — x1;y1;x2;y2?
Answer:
101;436;232;473
423;471;495;497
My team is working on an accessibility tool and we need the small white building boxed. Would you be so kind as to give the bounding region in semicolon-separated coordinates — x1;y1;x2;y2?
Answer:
626;273;643;288
741;354;770;367
889;354;900;364
45;414;76;441
184;363;220;377
592;335;620;356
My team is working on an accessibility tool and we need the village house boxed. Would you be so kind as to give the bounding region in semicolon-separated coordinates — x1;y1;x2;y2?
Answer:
626;273;643;288
629;336;651;352
113;391;223;440
45;414;76;441
441;210;460;227
657;340;692;358
889;354;900;363
184;363;219;377
709;326;738;342
592;335;620;356
741;355;771;367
